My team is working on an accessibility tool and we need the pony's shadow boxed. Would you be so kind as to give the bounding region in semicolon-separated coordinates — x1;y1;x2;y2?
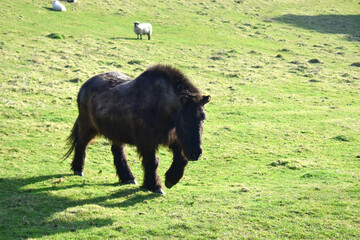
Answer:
0;174;160;239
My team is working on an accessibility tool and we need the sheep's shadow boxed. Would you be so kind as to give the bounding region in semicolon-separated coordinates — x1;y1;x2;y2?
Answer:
110;37;138;41
43;7;55;11
273;14;360;41
0;174;160;239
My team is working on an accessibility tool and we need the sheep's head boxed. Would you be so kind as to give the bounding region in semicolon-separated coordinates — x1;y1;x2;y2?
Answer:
134;21;140;27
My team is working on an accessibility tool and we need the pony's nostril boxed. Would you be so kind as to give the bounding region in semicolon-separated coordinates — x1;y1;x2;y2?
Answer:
190;149;202;160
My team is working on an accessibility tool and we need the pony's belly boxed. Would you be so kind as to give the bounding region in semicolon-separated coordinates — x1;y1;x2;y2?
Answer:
95;118;136;145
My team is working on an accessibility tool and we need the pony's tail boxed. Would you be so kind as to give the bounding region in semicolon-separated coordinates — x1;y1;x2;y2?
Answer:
62;118;79;161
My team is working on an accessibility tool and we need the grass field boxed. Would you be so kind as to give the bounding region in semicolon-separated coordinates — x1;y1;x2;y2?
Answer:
0;0;359;239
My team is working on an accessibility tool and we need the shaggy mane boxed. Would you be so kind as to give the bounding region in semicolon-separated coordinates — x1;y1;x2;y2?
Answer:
138;64;201;98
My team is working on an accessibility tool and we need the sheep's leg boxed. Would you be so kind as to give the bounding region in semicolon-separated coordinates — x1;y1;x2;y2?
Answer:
148;34;150;40
137;34;139;39
140;34;142;40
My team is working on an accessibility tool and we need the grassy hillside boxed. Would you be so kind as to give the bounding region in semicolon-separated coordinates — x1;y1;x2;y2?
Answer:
0;0;359;239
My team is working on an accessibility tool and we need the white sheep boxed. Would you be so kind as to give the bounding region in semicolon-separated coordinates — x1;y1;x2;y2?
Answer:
52;0;66;11
133;21;152;40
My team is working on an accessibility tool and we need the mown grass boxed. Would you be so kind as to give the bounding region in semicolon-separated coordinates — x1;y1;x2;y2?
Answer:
0;0;359;239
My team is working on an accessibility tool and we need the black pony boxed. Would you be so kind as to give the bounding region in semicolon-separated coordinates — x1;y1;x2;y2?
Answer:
63;64;210;194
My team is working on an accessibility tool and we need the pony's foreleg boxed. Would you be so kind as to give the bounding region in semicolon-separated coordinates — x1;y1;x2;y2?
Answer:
111;144;137;184
165;143;188;188
140;150;164;194
70;122;96;176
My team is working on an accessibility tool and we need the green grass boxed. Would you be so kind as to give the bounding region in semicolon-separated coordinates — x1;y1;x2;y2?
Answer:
1;0;359;239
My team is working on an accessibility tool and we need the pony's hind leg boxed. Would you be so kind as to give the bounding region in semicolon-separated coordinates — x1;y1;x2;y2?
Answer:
111;144;137;184
71;119;97;176
140;150;164;194
165;143;188;188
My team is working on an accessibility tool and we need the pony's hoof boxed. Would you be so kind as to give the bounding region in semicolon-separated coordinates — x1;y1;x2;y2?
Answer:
74;171;84;176
123;179;137;185
140;185;165;194
153;188;166;195
165;180;174;189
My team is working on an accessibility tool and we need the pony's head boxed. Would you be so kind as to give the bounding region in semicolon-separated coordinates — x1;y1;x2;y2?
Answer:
176;94;210;161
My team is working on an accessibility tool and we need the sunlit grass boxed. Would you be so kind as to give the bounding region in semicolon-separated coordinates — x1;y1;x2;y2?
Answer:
0;0;359;239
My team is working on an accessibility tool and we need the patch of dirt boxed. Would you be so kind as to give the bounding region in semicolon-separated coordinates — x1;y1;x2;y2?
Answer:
350;62;360;67
332;135;350;142
308;59;321;64
47;33;65;39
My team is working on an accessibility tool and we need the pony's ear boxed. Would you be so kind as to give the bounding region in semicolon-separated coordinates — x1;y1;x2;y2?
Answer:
201;95;211;105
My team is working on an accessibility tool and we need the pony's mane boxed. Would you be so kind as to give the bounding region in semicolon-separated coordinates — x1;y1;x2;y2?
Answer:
138;64;201;97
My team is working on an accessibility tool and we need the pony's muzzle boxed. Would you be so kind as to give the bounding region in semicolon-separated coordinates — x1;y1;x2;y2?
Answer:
188;148;202;161
165;180;174;188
